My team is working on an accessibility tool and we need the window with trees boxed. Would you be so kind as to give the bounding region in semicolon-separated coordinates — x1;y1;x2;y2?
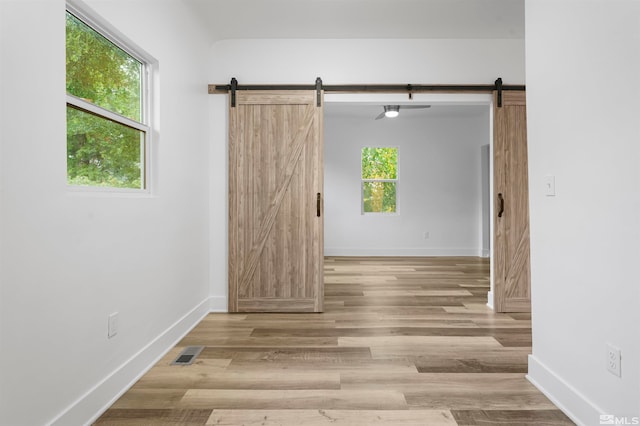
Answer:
361;147;398;213
66;8;150;190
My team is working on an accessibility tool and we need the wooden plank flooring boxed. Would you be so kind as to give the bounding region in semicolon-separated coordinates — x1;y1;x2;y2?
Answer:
94;257;573;425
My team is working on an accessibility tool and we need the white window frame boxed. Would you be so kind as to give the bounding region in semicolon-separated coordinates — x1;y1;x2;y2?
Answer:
66;0;157;194
361;146;399;215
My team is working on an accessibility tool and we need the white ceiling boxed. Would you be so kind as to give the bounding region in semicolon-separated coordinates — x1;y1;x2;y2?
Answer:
185;0;524;42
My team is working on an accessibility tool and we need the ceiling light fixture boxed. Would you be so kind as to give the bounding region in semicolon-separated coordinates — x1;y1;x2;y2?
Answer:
384;105;400;118
375;104;431;120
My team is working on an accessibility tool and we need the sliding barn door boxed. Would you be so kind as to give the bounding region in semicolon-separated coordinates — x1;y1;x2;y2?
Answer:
493;91;531;313
229;91;324;312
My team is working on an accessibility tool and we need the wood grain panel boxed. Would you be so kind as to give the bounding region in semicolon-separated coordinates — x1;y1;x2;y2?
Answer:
181;389;407;410
451;409;574;425
236;91;316;105
206;409;457;425
405;392;557;410
224;359;419;374
134;369;340;390
237;298;317;312
179;336;338;347
412;351;529;373
198;346;371;361
94;409;212;425
229;90;323;312
109;389;187;409
494;90;532;312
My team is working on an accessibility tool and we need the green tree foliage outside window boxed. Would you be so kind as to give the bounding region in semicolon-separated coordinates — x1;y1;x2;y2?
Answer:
362;147;398;213
67;107;143;188
66;11;146;189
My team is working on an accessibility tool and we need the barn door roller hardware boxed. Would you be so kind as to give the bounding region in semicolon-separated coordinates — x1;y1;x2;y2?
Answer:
230;77;238;108
315;77;323;107
223;77;325;107
209;77;525;107
495;77;503;108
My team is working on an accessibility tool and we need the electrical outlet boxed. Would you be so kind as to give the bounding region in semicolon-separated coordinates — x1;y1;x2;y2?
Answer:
423;231;429;239
108;312;119;339
606;343;621;377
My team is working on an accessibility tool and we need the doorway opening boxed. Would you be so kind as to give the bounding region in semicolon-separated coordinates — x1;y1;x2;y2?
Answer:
323;93;495;308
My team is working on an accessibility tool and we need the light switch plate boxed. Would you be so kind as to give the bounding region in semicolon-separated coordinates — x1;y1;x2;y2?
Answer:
544;175;556;196
108;312;119;338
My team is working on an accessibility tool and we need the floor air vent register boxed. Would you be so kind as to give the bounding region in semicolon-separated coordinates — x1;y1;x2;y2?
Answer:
171;346;204;366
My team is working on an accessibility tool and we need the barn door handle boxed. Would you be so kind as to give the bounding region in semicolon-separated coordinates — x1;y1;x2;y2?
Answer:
497;193;504;218
317;193;321;217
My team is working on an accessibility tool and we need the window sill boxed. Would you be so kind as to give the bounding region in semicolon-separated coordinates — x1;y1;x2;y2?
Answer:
66;185;152;198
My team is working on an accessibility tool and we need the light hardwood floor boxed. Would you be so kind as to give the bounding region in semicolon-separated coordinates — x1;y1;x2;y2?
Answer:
95;257;573;425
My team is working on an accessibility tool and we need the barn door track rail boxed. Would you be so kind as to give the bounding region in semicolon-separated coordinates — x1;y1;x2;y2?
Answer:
208;77;524;108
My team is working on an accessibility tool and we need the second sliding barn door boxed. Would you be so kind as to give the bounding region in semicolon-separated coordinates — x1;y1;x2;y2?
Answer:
493;90;531;313
228;91;324;313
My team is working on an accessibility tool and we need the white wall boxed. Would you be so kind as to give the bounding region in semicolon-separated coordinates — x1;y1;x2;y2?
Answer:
324;107;489;256
526;1;640;423
207;37;525;300
480;144;491;257
208;39;525;85
0;1;211;424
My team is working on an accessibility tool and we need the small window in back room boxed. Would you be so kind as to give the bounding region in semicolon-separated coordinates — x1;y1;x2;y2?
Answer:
65;9;150;190
361;147;398;213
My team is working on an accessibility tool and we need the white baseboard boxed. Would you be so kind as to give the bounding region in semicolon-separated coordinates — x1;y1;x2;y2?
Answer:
209;295;227;312
486;290;494;310
482;248;490;258
50;297;211;426
527;354;604;426
324;248;483;257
